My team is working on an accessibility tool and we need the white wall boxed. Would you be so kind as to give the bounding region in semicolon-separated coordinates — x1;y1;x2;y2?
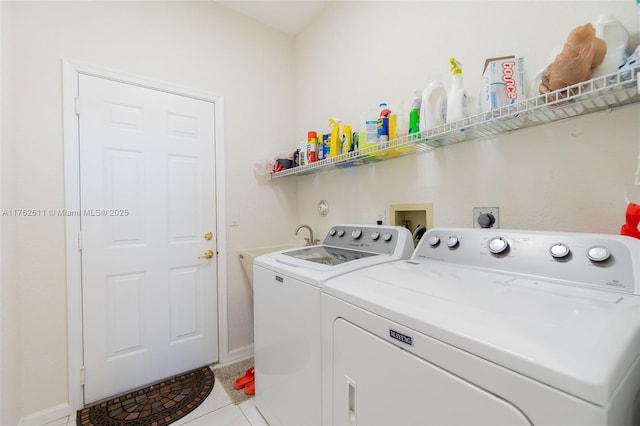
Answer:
1;1;20;424
2;0;640;423
1;1;297;422
293;1;640;237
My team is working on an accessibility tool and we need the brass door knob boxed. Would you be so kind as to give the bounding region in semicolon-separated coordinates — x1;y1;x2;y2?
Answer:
204;232;213;240
198;250;214;259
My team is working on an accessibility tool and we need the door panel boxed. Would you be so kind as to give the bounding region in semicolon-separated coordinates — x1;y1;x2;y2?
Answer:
79;74;218;404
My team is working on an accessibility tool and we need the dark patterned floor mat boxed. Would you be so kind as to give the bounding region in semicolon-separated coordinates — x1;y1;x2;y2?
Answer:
77;366;214;426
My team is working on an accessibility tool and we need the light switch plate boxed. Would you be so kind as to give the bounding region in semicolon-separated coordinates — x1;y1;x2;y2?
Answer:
230;212;240;226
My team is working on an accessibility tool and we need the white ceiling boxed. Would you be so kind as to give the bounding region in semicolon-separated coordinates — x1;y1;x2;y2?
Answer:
216;0;330;35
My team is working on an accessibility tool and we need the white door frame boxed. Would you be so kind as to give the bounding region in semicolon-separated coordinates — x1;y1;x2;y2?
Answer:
61;59;229;413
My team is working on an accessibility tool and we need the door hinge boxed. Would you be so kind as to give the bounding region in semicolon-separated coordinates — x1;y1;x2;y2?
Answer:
80;366;86;385
77;232;82;251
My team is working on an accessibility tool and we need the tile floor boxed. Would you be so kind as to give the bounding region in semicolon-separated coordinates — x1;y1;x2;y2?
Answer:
60;376;267;426
171;380;267;426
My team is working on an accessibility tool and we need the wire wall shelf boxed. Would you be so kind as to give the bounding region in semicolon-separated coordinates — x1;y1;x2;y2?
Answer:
270;65;640;179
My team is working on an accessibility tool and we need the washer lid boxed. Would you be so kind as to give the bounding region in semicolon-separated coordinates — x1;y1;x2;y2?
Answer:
254;245;402;286
282;245;378;266
323;260;640;406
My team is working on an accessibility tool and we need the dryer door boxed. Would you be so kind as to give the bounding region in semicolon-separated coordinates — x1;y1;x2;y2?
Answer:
332;319;532;426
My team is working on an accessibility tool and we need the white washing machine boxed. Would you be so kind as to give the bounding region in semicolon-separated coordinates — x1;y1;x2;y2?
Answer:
321;228;640;425
254;224;414;426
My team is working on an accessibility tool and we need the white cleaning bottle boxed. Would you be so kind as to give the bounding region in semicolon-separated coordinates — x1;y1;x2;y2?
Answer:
592;13;630;78
419;81;447;131
446;58;467;124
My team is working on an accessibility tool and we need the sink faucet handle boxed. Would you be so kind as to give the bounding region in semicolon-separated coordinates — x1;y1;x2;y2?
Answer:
304;237;311;246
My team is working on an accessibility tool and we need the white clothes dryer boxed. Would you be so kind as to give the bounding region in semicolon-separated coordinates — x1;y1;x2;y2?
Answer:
322;228;640;425
254;224;414;426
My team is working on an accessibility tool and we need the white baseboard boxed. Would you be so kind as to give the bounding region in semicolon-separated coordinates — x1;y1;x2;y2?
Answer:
18;403;69;426
223;343;254;365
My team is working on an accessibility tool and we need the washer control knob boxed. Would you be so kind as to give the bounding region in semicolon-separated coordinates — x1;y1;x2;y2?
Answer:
337;229;345;237
446;236;459;248
351;229;362;240
488;236;509;254
382;233;392;242
427;236;440;247
550;243;571;259
587;246;611;262
329;229;336;237
371;232;380;241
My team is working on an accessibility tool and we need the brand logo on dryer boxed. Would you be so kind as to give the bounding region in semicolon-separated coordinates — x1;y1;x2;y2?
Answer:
389;329;413;346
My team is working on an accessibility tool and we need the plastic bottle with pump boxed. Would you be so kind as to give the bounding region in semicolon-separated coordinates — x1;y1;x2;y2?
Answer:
446;58;468;124
419;80;447;131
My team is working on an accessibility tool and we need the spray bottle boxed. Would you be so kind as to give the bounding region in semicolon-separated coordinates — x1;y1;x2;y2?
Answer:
409;89;422;136
307;131;317;163
446;58;467;124
328;118;342;158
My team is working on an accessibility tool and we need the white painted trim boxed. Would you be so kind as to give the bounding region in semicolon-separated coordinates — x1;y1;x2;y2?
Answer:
62;59;228;413
17;403;69;426
61;58;83;415
214;96;230;364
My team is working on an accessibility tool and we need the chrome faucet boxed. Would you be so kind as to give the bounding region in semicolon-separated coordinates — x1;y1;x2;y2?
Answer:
295;224;319;246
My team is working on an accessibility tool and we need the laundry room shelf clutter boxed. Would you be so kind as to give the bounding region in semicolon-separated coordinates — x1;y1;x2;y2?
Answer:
270;66;640;179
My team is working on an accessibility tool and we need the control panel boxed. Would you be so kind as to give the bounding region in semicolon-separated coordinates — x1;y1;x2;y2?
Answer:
323;224;414;257
414;228;640;294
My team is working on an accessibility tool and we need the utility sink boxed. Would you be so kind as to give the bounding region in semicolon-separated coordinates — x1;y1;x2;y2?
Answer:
238;245;294;289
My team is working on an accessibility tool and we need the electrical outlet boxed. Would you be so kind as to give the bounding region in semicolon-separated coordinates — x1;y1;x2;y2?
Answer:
376;210;386;224
473;207;500;229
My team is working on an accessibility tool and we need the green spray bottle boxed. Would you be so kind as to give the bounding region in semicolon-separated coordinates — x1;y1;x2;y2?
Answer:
409;88;422;136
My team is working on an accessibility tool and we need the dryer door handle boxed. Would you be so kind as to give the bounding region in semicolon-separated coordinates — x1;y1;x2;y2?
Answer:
347;376;357;424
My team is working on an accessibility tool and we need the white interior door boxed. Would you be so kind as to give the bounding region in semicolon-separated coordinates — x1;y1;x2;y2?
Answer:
78;74;218;404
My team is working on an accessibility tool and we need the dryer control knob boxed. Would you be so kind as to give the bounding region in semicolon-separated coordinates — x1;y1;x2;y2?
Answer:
382;233;392;242
351;229;362;239
337;229;345;237
446;236;459;248
328;229;337;237
488;236;509;254
371;232;380;241
587;245;610;262
550;243;571;259
427;236;440;247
